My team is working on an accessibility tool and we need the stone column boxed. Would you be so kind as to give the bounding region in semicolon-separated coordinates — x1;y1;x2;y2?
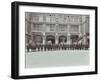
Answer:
42;33;46;51
55;33;58;44
83;23;86;45
67;24;70;33
67;24;71;45
43;33;45;45
82;16;86;45
79;24;81;34
42;24;46;45
67;33;71;45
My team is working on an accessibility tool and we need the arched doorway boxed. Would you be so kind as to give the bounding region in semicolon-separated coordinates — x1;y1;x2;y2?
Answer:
34;35;43;44
46;35;55;44
70;35;79;44
59;35;67;44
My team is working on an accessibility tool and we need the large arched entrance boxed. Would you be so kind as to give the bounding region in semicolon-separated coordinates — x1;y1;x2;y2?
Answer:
35;35;43;44
46;35;55;44
32;32;43;45
70;35;79;44
59;35;67;44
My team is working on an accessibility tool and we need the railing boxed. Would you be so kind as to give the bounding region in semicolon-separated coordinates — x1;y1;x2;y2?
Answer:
26;44;89;52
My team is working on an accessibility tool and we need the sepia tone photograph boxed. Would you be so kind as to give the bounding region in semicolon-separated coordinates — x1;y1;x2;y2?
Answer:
25;12;90;68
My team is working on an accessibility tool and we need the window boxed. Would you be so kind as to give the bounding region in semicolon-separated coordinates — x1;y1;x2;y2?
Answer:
46;24;55;31
50;24;55;31
70;25;79;32
33;24;43;31
39;15;43;22
32;15;39;22
58;24;67;31
35;35;43;43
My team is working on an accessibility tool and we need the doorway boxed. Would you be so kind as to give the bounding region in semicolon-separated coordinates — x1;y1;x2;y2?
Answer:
46;35;55;44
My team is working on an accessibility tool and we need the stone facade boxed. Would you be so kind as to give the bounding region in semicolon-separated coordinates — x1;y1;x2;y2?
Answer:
25;12;89;48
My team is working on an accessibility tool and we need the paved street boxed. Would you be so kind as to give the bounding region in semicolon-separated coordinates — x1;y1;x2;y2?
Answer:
25;50;89;68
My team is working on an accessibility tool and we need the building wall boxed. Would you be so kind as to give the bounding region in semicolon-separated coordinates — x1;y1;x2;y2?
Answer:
25;12;89;45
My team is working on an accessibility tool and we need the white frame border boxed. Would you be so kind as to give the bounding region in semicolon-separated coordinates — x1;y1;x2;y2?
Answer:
19;5;95;76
